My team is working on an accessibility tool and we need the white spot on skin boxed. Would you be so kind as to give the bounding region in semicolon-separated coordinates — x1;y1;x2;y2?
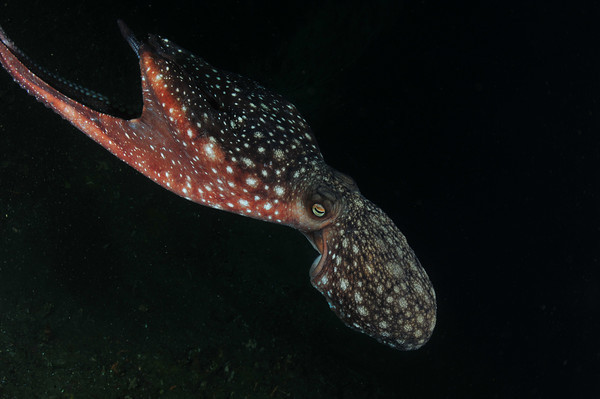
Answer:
399;297;408;309
385;262;403;278
241;157;255;167
414;282;424;295
340;278;348;291
246;177;258;187
354;292;363;303
357;306;368;316
274;186;285;196
204;143;216;159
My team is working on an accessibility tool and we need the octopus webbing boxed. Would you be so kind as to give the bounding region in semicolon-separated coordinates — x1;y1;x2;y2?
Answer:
0;21;436;350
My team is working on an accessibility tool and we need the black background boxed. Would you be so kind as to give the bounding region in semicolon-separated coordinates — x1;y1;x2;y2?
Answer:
0;1;598;397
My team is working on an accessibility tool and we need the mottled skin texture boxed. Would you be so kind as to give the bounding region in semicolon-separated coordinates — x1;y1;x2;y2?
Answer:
0;22;436;350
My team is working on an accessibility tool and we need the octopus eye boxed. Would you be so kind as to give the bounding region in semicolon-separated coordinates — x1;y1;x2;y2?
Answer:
312;203;326;217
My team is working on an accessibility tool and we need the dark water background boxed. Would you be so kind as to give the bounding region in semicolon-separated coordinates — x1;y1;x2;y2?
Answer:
0;1;597;397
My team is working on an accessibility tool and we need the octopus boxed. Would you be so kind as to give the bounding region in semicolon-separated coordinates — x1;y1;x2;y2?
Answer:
0;21;436;350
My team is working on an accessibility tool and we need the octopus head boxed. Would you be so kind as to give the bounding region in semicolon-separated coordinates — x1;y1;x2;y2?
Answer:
295;168;436;350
